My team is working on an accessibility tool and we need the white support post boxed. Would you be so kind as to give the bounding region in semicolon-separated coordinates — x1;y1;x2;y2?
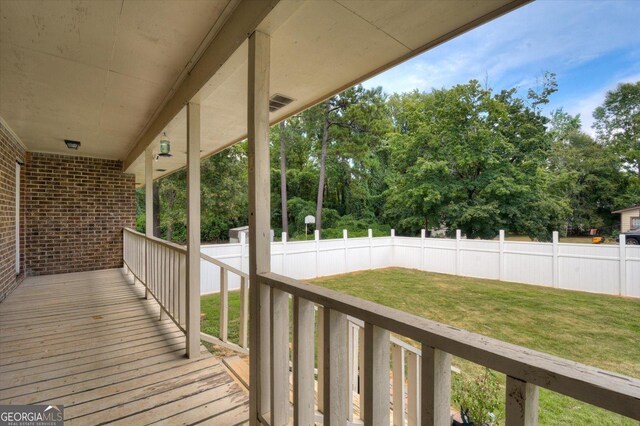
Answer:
455;229;461;276
368;228;373;270
315;230;320;278
552;231;559;288
420;229;426;271
185;102;201;359
144;148;153;300
506;376;539;426
248;30;271;426
343;229;348;273
619;234;626;296
499;229;505;281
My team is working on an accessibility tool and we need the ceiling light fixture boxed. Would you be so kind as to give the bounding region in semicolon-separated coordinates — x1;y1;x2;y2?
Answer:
64;139;81;150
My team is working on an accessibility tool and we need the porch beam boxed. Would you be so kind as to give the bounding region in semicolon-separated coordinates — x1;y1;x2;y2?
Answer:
185;102;201;359
123;0;280;171
248;30;271;425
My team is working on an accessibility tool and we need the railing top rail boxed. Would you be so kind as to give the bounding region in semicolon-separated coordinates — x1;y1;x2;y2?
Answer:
200;252;249;279
124;227;187;254
259;271;640;421
123;227;145;237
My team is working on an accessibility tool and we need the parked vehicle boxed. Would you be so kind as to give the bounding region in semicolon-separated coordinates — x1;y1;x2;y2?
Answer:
621;228;640;245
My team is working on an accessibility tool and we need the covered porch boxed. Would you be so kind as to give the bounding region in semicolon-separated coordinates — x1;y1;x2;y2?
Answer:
0;269;249;424
1;0;639;425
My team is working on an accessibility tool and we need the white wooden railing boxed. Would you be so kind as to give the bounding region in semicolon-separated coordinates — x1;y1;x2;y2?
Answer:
124;228;639;424
199;252;250;354
123;228;249;353
123;228;187;332
256;271;640;425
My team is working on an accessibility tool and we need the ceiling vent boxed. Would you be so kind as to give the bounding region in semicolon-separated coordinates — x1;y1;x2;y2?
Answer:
269;94;294;112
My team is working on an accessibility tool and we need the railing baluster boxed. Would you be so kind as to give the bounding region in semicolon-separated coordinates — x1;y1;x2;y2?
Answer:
180;253;186;327
293;296;315;426
160;246;165;320
421;345;451;425
270;288;289;425
259;282;271;417
239;276;249;349
317;306;325;414
363;322;390;425
347;323;355;422
392;343;406;426
506;376;539;426
323;308;348;426
220;267;228;342
407;351;420;426
358;325;365;421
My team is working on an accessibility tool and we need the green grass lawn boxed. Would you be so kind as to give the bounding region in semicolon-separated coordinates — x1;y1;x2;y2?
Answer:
201;268;639;425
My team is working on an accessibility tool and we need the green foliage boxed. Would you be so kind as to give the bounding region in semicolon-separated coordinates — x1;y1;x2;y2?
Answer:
136;78;640;242
452;368;501;425
593;81;640;176
384;78;568;240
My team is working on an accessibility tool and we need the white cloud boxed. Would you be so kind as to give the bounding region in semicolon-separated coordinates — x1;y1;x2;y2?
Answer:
363;0;640;94
566;72;640;135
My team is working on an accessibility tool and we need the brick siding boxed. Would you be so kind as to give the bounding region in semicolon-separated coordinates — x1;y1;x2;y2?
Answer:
24;153;135;276
0;122;26;302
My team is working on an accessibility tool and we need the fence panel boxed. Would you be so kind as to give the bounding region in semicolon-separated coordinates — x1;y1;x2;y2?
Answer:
625;246;640;297
197;230;637;298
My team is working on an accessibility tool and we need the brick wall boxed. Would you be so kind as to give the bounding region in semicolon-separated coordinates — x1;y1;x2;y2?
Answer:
25;153;135;276
0;122;26;302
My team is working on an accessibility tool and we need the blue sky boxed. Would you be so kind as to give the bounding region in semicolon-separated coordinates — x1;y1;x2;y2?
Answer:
362;0;640;135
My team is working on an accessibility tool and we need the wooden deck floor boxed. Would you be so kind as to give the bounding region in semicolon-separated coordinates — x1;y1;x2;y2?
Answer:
0;268;249;425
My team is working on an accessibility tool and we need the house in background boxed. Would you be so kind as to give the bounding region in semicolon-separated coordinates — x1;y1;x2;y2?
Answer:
613;205;640;232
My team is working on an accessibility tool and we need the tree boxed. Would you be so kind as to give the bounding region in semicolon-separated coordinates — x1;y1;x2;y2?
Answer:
593;81;640;177
549;110;625;233
385;78;568;240
304;86;389;235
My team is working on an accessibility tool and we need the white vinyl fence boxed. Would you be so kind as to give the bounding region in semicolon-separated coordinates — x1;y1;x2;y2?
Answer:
200;229;640;298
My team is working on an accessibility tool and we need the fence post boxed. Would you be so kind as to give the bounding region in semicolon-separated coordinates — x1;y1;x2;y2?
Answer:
499;230;505;281
368;229;373;270
619;234;626;297
552;231;559;288
391;229;396;267
343;229;348;273
315;230;320;278
421;229;426;271
282;232;287;276
240;231;246;275
455;229;461;276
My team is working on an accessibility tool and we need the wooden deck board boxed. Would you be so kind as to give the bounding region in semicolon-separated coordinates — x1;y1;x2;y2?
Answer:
0;268;249;425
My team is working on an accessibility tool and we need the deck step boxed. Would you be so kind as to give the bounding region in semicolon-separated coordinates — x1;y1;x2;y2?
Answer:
223;355;250;389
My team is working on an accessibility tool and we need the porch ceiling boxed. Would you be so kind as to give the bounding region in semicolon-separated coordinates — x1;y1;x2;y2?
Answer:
0;0;528;185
